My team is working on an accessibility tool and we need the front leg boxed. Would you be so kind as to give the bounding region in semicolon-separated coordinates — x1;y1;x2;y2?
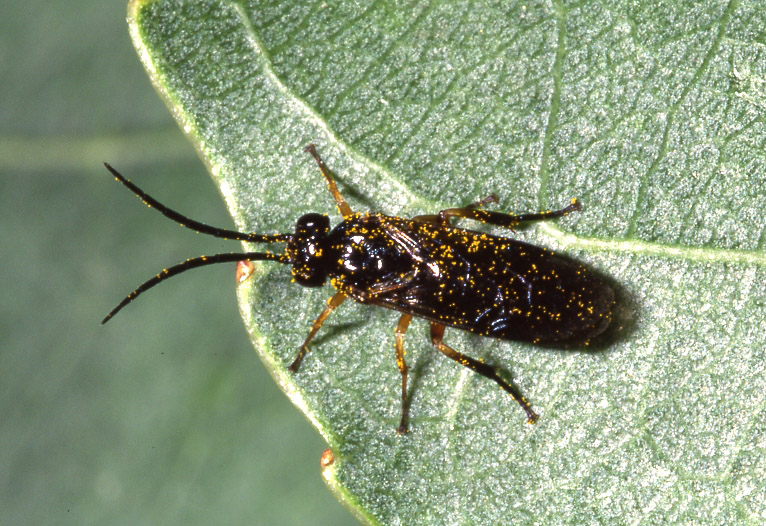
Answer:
288;291;347;372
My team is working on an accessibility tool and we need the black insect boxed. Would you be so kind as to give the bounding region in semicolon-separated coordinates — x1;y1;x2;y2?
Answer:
103;145;613;433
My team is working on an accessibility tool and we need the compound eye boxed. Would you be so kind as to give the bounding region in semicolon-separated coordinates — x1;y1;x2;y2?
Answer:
295;213;329;236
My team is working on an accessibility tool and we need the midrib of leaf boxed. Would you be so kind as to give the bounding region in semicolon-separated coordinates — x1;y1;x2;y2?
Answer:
545;223;766;265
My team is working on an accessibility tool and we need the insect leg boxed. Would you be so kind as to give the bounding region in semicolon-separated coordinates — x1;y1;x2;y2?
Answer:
304;144;354;219
394;313;413;434
412;194;498;224
464;194;499;210
367;271;416;297
429;323;539;424
288;291;347;372
438;198;581;229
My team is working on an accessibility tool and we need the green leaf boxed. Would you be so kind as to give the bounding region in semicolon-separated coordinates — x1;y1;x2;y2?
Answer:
130;0;766;523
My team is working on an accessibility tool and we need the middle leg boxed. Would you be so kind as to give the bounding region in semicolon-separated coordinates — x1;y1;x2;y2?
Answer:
438;198;581;229
412;194;499;224
394;313;413;434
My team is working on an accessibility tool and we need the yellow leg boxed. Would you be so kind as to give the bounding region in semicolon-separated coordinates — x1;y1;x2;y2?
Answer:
394;313;412;433
305;144;354;218
289;292;347;372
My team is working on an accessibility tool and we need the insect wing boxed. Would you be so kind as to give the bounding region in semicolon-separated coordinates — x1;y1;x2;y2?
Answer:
368;220;613;344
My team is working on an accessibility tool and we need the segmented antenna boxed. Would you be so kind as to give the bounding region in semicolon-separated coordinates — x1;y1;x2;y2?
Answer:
102;164;293;323
104;163;291;244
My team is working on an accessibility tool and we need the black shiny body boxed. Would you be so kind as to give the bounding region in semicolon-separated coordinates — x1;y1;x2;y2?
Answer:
317;213;612;344
103;145;614;432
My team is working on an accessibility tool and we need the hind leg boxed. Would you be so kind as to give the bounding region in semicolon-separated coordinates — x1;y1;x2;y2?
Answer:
430;323;538;424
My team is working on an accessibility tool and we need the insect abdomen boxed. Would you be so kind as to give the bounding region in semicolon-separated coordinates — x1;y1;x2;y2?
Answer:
347;220;614;344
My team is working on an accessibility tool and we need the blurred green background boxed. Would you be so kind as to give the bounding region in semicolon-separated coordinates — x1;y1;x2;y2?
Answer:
0;1;356;524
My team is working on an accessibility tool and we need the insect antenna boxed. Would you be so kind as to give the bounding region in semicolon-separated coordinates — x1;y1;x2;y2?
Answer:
104;163;291;244
102;163;293;324
101;251;289;324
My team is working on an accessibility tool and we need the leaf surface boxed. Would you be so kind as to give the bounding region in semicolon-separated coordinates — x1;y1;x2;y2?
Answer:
130;0;766;523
